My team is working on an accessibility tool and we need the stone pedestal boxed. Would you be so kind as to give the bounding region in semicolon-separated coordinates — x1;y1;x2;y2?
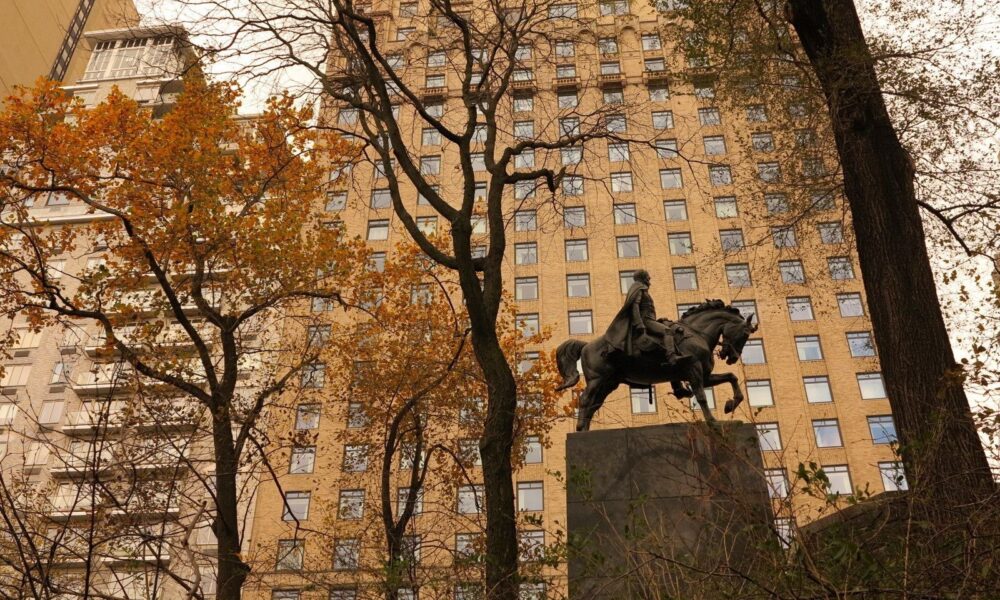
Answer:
566;422;772;598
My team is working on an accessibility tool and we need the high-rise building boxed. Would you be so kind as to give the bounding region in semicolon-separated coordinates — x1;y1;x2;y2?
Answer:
244;1;902;599
0;0;138;97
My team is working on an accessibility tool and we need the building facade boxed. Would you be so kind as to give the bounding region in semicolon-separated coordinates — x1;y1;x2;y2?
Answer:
244;1;904;599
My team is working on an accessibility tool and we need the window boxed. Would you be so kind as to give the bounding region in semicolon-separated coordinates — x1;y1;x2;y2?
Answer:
719;229;743;252
742;340;765;364
367;220;390;241
514;180;536;200
398;487;425;513
787;296;814;321
0;404;16;426
517;314;540;338
418;185;439;205
471;153;487;172
343;445;368;472
561;147;582;165
396;27;415;41
655;139;678;158
289;447;316;474
795;335;823;361
709;196;737;218
617;236;640;258
857;373;887;399
50;362;69;384
879;462;908;491
619;271;636;293
568;310;593;335
338;489;364;519
301;363;326;388
563;176;584;196
557;90;578;109
519;583;546;600
277;540;305;571
688;386;716;410
828;257;855;280
603;87;624;104
39;401;63;424
644;58;666;72
515;211;536;232
749;131;774;152
772;226;797;248
649;82;670;101
515;243;537;265
641;34;662;50
272;591;299;600
630;386;656;414
598;37;619;54
330;591;356;600
523;436;543;464
326;191;347;212
664;200;687;221
283;492;311;521
515;277;539;301
868;415;897;444
694;79;716;99
847;332;876;357
660;169;683;189
668;232;692;255
514;44;533;60
519;531;545;562
804;376;833;403
703;136;726;155
514;121;534;139
557;65;576;79
333;539;359;570
608;142;630;162
416;216;437;235
368;189;391;209
455;533;482;561
709;165;733;186
422;128;441;146
779;260;805;284
813;419;842;447
818;222;844;244
554;40;575;57
673;267;698;290
747;380;773;407
347;402;367;428
565;239;588;261
795;128;816;147
757;162;781;182
517;481;544;511
611;172;633;193
559;117;580;136
515;150;535;169
458;485;484;514
549;3;578;17
420;156;441;175
746;104;768;122
765;469;789;498
513;94;534;112
726;263;752;287
564;206;586;228
756;423;782;451
605;114;626;133
613;203;637;224
698;108;721;126
823;465;853;496
566;274;591;297
762;194;788;216
599;0;630;16
652;111;674;130
811;192;836;210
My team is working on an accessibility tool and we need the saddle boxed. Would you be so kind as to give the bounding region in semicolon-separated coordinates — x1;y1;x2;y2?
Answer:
612;321;691;359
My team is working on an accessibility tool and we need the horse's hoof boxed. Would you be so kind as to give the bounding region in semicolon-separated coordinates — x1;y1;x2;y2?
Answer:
724;400;735;414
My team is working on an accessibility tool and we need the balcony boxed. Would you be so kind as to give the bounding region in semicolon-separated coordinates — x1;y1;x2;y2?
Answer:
552;76;579;89
63;401;127;435
643;69;669;83
421;86;447;99
511;78;535;91
598;72;625;87
84;324;213;357
50;447;115;478
71;364;134;395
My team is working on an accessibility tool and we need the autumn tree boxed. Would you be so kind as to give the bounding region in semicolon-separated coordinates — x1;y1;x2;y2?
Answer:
648;0;999;512
0;79;360;600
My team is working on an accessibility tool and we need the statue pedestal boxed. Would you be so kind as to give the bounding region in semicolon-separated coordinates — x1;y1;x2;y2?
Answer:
566;422;773;598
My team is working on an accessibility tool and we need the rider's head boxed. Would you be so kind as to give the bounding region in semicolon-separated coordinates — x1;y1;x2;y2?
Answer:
633;270;651;285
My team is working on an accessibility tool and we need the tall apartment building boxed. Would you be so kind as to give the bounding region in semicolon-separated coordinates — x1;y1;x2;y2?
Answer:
0;26;233;599
0;0;138;97
243;1;907;599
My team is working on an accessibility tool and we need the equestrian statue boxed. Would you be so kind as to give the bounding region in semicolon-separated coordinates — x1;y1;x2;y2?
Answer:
555;269;757;432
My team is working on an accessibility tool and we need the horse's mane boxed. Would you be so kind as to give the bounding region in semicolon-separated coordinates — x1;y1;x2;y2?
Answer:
681;299;744;319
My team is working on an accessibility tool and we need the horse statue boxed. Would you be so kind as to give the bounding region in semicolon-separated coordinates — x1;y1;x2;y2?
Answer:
555;299;757;432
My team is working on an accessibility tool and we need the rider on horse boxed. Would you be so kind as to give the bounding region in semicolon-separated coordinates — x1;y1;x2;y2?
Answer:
604;269;693;370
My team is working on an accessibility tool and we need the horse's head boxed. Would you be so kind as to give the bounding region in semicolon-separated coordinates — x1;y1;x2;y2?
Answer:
719;312;757;365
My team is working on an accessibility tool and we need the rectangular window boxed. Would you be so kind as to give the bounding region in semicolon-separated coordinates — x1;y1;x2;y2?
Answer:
421;128;441;146
746;104;768;122
772;226;797;248
300;363;326;388
605;114;627;133
828;257;856;280
726;263;752;287
457;485;484;514
598;37;619;54
616;236;640;258
644;58;666;72
416;216;437;235
326;191;347;212
742;339;765;364
652;110;674;130
515;210;537;232
555;64;577;78
813;419;843;447
823;465;853;496
660;169;683;189
779;260;805;284
847;332;876;357
557;90;578;109
655;139;678;158
812;192;836;210
858;372;887;399
347;402;367;428
703;136;726;155
818;222;844;244
732;299;758;317
879;462;908;491
804;376;833;403
514;94;534;112
611;172;633;193
519;530;545;563
370;189;391;209
514;121;534;139
283;491;311;521
649;82;670;101
39;400;63;424
397;487;425;513
277;540;305;571
523;436;543;463
668;233;693;255
712;196;737;218
559;117;580;136
613;203;637;224
664;200;687;221
765;194;788;215
338;489;364;520
795;335;823;361
549;3;578;17
709;165;733;186
515;277;539;301
599;0;630;16
343;445;368;472
608;142;630;162
420;156;441;175
787;296;814;321
568;310;593;335
367;220;390;241
868;415;897;444
757;162;781;182
672;267;698;290
554;40;575;57
641;34;662;50
756;423;782;451
751;132;775;152
698;108;721;126
565;239;588;262
564;206;586;228
396;27;415;41
603;87;624;104
630;386;656;414
561;147;583;165
517;314;540;338
333;539;359;570
747;380;773;407
517;481;544;511
566;274;591;297
563;176;584;196
515;243;537;265
289;447;316;474
765;469;789;498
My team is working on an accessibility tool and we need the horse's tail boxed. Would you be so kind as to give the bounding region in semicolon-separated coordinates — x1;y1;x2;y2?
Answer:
555;339;587;391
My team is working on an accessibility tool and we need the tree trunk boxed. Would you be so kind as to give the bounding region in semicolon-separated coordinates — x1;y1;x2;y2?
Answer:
787;0;994;509
212;406;250;600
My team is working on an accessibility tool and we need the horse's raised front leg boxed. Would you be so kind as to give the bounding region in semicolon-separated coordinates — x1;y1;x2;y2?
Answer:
704;372;744;414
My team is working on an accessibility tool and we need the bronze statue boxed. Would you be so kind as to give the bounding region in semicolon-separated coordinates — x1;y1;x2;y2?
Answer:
556;292;757;432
